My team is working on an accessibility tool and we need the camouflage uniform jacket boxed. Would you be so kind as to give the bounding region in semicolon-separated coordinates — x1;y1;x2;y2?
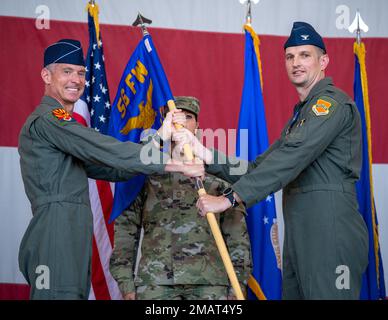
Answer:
110;173;252;295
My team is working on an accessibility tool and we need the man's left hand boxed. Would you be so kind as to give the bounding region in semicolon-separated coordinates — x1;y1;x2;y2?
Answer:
196;194;231;216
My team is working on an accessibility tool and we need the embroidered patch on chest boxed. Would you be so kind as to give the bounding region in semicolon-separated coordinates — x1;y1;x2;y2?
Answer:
52;108;74;122
312;99;332;116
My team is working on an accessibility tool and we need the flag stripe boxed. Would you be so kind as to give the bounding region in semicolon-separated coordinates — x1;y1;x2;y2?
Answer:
96;180;114;245
72;100;91;127
91;236;110;300
88;285;96;300
88;170;121;299
72;112;88;127
0;283;30;300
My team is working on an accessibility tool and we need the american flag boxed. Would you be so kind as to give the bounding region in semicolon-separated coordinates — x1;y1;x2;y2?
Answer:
73;3;121;300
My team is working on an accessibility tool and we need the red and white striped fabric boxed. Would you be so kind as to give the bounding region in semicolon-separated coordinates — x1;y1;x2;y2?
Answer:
73;100;122;300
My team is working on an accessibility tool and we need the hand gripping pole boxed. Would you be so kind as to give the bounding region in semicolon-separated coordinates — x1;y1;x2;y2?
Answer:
167;100;245;300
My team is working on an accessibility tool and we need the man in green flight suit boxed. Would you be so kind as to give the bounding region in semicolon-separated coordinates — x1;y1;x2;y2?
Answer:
110;96;252;300
177;22;369;300
18;39;204;300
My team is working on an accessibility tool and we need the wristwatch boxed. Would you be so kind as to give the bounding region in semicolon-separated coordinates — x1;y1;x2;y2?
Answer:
222;187;239;208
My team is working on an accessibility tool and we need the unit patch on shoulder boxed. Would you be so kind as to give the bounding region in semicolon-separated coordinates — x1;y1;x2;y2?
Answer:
52;108;74;122
312;99;332;116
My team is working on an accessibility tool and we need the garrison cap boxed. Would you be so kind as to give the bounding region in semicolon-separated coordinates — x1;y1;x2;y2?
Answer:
174;96;200;118
284;22;326;53
44;39;85;67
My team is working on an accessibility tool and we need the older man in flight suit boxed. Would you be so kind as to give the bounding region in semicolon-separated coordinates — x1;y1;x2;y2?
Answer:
180;22;369;299
18;39;203;299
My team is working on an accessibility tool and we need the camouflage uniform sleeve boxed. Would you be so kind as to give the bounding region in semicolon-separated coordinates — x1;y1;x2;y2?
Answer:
219;177;252;298
109;189;145;296
33;111;167;175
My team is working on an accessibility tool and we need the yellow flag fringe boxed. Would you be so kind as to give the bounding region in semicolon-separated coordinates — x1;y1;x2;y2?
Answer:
87;2;100;47
354;41;380;286
244;24;264;91
247;274;267;300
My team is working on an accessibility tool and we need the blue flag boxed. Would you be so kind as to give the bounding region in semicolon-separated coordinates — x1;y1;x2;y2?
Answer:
236;25;282;300
354;42;386;300
108;34;173;222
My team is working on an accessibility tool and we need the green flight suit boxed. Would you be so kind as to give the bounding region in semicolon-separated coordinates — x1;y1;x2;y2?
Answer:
206;78;369;299
18;96;166;300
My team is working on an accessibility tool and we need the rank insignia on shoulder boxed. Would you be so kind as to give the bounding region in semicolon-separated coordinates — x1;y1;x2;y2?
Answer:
312;99;332;116
52;108;74;122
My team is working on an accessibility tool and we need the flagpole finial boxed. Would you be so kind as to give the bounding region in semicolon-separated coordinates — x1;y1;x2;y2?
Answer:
239;0;259;25
132;13;152;37
348;9;369;44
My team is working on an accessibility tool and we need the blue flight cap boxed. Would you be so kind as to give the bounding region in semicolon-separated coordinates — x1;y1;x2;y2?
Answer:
44;39;85;67
284;22;326;53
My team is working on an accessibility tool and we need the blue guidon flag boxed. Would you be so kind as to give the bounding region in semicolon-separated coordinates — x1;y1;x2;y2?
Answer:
354;41;386;300
236;24;282;300
108;33;173;222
